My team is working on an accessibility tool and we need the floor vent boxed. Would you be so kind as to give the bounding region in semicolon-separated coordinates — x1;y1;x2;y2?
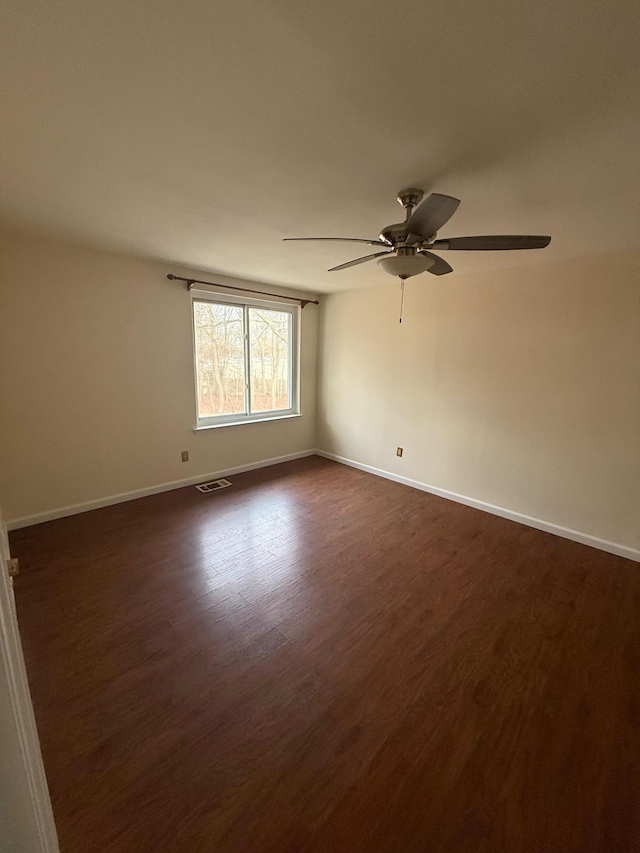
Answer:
195;478;232;494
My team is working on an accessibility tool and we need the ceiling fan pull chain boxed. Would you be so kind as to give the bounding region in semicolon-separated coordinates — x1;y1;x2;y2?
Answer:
399;278;405;324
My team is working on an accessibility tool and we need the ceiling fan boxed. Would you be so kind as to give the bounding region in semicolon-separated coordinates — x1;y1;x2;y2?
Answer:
284;188;551;280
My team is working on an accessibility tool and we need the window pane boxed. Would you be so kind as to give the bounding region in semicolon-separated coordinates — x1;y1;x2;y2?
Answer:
249;308;291;413
193;301;246;417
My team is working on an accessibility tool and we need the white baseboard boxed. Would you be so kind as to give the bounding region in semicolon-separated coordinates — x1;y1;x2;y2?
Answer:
315;450;640;563
6;450;316;531
10;448;640;564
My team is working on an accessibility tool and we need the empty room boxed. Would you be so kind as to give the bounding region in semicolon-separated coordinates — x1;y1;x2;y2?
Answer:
1;0;639;851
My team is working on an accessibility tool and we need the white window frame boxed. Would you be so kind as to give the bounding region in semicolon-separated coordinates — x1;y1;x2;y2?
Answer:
191;290;300;430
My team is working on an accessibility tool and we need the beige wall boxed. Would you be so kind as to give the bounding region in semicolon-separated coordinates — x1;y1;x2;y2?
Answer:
0;229;318;523
1;226;638;554
317;250;640;551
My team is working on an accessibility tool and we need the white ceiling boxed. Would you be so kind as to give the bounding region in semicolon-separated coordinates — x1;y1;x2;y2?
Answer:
1;0;639;293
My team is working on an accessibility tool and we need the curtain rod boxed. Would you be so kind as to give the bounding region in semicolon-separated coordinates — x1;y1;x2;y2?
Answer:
167;274;319;308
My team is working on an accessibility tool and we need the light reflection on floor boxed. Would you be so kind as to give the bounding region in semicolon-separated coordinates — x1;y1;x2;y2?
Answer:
191;480;313;635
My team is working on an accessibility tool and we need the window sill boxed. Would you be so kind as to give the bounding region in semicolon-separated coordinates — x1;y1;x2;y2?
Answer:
194;413;303;431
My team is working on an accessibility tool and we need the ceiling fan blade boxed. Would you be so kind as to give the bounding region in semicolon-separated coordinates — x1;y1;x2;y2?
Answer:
328;251;392;272
283;237;390;247
419;251;454;276
432;235;551;251
406;193;460;239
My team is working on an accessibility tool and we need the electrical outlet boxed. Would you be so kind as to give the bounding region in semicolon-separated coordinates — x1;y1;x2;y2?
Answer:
396;447;403;458
181;451;189;462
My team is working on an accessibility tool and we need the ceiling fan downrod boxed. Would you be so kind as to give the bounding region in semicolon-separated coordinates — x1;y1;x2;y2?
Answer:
397;187;424;222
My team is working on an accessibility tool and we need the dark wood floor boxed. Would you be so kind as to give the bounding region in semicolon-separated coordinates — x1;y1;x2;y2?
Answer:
11;456;640;852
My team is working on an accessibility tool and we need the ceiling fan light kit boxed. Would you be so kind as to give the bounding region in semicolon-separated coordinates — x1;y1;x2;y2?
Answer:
283;187;551;281
377;247;435;279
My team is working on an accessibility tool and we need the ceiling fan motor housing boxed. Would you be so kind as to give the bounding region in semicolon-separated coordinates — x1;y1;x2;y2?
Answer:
379;222;411;245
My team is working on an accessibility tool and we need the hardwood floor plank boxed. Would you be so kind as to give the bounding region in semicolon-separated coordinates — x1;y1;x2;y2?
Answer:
10;456;640;852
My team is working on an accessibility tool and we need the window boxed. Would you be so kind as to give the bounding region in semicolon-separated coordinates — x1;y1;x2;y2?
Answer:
192;295;299;428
